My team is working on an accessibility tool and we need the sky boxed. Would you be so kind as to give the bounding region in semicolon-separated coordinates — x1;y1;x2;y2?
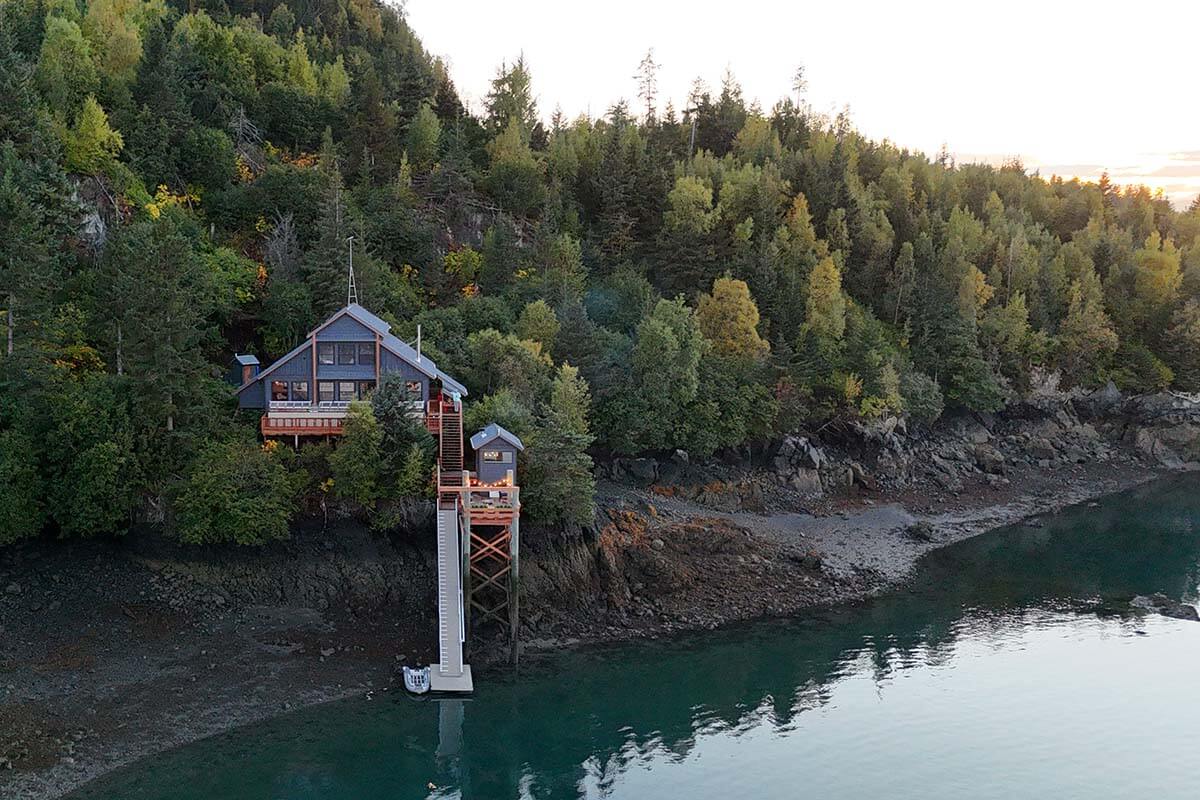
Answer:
405;0;1200;209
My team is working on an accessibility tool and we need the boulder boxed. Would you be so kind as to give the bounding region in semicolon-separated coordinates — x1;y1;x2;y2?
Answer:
619;457;658;486
944;415;992;444
822;466;854;492
903;521;937;542
1072;381;1123;419
1131;594;1200;621
1028;437;1058;460
973;444;1006;474
1130;428;1181;467
788;468;823;497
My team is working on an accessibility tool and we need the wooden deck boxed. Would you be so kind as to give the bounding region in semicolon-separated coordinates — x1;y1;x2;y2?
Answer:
261;414;345;437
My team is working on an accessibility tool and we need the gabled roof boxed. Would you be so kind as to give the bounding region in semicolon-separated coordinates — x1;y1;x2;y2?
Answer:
308;302;393;338
470;423;524;452
233;353;260;366
379;332;469;397
238;303;468;396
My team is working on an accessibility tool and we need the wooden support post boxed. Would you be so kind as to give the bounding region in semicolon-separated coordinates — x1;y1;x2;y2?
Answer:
310;335;317;405
510;501;520;667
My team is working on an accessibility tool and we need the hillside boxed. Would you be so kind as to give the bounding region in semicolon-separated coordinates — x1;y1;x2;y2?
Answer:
3;0;1200;545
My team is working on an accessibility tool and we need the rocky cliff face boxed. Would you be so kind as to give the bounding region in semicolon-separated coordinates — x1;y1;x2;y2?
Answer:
599;386;1199;516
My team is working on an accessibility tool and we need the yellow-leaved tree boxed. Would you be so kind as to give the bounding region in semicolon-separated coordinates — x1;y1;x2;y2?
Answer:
696;276;769;359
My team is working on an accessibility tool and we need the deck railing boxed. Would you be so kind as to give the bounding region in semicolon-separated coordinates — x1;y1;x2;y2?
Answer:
261;414;345;437
269;400;311;410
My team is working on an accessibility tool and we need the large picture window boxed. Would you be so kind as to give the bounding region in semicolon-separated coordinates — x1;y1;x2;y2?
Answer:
405;380;423;402
291;381;309;402
337;344;357;365
358;380;376;399
318;343;335;365
271;380;288;401
318;381;336;403
338;381;356;401
357;342;375;368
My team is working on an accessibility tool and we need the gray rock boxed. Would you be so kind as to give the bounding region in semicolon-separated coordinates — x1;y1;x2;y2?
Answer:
1028;437;1058;460
973;444;1006;474
903;521;938;542
612;457;659;486
1073;381;1122;419
789;468;823;497
650;538;665;552
1131;593;1200;621
781;435;827;470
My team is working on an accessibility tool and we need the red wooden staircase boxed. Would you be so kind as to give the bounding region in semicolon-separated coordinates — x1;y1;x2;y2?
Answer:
438;403;464;499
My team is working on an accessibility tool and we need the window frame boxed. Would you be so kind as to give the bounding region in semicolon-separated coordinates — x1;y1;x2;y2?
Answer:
290;381;309;402
337;380;357;401
358;380;376;399
318;381;336;403
336;343;357;366
404;380;424;402
357;342;375;368
271;380;289;402
318;342;335;366
482;449;509;463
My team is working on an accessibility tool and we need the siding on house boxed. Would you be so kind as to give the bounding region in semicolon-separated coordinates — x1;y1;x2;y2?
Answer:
237;381;266;408
475;445;517;484
380;350;430;402
319;363;377;381
260;347;313;405
316;315;375;341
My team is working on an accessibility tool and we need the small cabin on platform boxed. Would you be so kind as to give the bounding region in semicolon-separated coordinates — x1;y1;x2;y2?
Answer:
469;423;524;485
234;302;467;439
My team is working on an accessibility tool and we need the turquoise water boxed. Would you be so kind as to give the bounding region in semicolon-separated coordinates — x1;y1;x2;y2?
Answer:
72;476;1200;800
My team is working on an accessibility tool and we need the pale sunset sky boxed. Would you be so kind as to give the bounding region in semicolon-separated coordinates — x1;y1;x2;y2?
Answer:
406;0;1200;208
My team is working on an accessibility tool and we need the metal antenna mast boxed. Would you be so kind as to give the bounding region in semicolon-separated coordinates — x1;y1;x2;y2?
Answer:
346;235;358;306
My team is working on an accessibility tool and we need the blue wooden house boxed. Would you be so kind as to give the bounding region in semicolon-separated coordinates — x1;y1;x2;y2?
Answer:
234;302;467;438
233;301;522;691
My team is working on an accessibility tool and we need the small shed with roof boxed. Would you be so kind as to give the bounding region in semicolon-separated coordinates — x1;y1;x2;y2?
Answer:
470;424;524;485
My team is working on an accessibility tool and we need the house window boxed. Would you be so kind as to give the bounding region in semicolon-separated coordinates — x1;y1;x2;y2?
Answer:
338;381;356;401
318;381;336;403
337;344;357;365
358;380;376;399
358;342;375;368
482;450;511;463
271;380;289;401
318;343;335;365
291;381;309;402
405;380;423;402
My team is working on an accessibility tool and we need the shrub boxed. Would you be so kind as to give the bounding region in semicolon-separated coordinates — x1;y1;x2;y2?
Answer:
173;438;302;545
329;402;384;507
1110;342;1174;392
900;370;944;427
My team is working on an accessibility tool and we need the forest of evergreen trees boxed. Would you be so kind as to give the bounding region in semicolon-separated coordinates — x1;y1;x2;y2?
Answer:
4;0;1200;546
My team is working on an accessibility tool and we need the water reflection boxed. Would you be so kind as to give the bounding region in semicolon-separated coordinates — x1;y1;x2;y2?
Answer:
71;475;1200;800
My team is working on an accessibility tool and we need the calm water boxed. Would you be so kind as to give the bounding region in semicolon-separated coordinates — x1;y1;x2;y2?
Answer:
72;476;1200;800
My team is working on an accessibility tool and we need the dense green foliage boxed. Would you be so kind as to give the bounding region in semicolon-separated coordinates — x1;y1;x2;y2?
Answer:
3;0;1200;544
174;437;302;544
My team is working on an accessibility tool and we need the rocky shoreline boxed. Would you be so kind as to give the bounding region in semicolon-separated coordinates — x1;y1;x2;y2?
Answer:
4;386;1199;799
